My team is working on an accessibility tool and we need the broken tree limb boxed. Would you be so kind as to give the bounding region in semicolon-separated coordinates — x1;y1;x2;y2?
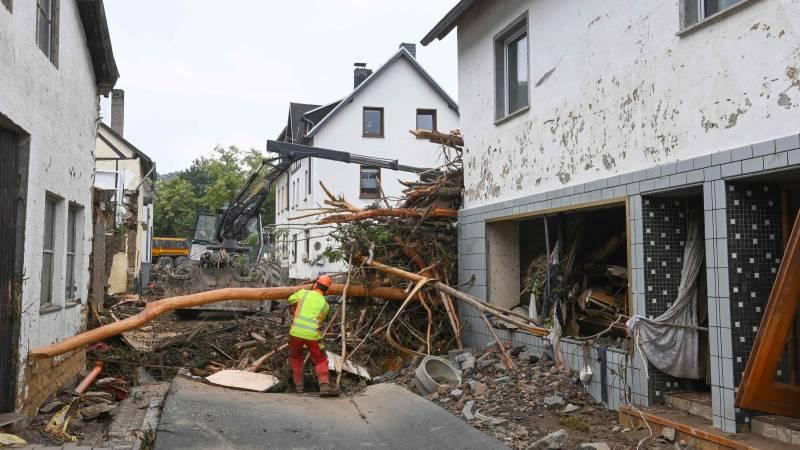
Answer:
317;207;457;224
363;258;549;337
478;309;517;371
30;284;409;359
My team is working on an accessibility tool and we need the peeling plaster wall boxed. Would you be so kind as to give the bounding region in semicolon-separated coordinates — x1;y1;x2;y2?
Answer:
457;0;800;208
0;1;99;409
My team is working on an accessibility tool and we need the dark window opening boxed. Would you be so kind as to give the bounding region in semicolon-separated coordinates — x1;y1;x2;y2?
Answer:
359;166;381;199
41;195;57;307
36;0;58;65
363;107;384;138
682;0;745;28
292;234;297;263
65;205;79;301
416;109;437;132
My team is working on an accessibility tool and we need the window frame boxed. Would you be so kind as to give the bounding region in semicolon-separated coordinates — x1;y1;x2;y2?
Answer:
36;0;58;65
65;204;79;302
415;109;438;133
494;12;530;123
41;194;58;309
359;166;382;199
362;107;385;138
679;0;750;34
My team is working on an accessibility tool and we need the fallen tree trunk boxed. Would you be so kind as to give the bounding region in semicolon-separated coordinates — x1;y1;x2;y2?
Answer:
363;258;549;337
318;207;457;224
30;283;408;359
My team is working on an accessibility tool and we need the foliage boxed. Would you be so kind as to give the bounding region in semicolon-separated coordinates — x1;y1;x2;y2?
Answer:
154;145;276;238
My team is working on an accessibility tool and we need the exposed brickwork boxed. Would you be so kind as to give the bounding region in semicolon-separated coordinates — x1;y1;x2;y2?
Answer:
18;349;86;418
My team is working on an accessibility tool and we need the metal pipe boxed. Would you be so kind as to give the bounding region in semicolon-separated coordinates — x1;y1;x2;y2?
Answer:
74;361;103;394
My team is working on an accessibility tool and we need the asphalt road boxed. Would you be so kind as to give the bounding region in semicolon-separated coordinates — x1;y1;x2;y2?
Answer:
155;377;507;450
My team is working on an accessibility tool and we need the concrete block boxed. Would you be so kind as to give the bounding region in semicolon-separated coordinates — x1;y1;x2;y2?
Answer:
721;161;742;177
703;183;713;211
708;298;719;327
752;139;776;156
704;165;721;181
722;386;736;420
712;151;732;166
718;297;731;329
601;187;614;199
686;169;704;184
709;325;720;357
607;175;620;187
631;168;648;182
626;182;641;195
704;210;715;240
790;149;800;166
705;239;716;267
707;268;718;297
693;154;713;169
669;173;687;187
654;176;670;190
590;190;602;202
573;183;585;194
661;162;677;176
720;329;733;360
713;180;727;211
764;152;788;170
676;158;694;173
714;209;727;238
775;134;800;152
741;156;764;174
645;166;661;180
634;243;644;269
715;238;728;269
730;145;753;161
614;185;627;198
619;172;633;186
640;179;655;192
711;385;721;415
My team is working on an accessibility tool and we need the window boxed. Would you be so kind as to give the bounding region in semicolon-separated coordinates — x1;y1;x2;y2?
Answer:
681;0;745;28
304;229;311;260
284;178;289;211
41;195;57;307
36;0;59;65
494;14;529;120
307;159;312;195
65;205;81;302
362;107;384;137
359;166;381;199
416;109;437;132
292;234;297;263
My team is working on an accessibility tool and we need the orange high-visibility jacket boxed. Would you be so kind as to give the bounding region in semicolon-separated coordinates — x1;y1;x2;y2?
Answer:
287;289;329;340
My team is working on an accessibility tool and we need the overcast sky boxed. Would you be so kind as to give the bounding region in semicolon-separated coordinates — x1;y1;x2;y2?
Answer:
100;1;458;174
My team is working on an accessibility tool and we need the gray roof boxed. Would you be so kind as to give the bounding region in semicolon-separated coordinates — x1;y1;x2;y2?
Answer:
305;48;458;139
420;0;477;46
77;0;119;94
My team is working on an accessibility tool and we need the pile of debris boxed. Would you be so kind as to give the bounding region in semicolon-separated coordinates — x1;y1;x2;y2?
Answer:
396;344;649;450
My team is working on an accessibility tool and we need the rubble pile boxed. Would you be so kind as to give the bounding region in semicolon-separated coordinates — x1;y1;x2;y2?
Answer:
397;345;645;450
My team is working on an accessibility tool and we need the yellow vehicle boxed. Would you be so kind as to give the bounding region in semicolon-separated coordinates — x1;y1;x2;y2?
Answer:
152;237;190;268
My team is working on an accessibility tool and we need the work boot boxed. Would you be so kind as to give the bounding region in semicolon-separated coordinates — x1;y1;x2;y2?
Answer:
295;384;304;394
319;383;339;397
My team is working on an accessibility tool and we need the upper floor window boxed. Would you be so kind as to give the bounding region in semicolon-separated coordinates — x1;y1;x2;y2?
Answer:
494;13;529;121
363;107;384;138
359;166;381;199
416;109;437;132
36;0;59;65
681;0;745;29
65;204;82;302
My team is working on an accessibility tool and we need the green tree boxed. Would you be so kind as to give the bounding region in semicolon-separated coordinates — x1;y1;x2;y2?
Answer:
153;145;276;238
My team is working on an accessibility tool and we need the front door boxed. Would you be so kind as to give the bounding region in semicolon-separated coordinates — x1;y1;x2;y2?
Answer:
0;126;20;412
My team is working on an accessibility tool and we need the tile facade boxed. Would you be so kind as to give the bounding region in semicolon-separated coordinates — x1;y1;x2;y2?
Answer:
456;134;800;433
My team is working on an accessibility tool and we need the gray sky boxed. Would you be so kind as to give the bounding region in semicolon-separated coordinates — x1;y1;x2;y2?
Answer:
101;0;458;174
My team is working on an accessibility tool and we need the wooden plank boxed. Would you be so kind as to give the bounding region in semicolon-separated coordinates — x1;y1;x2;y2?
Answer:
736;211;800;417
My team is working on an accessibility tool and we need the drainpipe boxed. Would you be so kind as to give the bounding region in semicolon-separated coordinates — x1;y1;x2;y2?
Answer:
74;361;103;394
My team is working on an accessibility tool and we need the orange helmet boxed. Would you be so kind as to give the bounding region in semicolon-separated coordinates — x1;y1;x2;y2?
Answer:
314;274;332;292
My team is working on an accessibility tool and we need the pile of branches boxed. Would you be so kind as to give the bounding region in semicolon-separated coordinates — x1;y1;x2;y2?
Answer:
292;130;546;370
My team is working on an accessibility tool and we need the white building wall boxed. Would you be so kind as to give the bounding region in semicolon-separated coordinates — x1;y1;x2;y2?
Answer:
275;56;459;280
0;0;99;404
456;0;800;208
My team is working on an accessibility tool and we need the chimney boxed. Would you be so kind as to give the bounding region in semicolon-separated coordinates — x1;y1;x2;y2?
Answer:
353;63;372;89
399;42;416;58
110;89;125;136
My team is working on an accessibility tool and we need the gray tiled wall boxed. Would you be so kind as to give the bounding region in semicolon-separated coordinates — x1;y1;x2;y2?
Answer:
456;133;800;432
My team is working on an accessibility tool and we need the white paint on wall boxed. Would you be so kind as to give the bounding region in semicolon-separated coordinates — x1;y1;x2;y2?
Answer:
275;54;459;280
0;0;100;405
455;0;800;208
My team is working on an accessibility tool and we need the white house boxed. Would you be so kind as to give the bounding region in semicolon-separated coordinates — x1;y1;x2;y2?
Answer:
0;0;118;417
95;89;156;295
424;0;800;437
274;44;459;281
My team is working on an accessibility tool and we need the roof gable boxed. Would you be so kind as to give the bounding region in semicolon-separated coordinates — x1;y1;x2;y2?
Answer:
97;122;154;175
421;0;477;45
305;48;458;139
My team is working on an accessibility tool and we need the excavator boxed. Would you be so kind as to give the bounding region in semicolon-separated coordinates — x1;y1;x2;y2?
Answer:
154;140;430;319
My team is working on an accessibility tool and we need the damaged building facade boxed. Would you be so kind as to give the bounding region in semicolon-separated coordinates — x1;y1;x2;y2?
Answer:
0;0;118;417
424;0;800;434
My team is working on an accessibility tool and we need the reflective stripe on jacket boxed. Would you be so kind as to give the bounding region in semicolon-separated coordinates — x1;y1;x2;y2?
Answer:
287;288;329;340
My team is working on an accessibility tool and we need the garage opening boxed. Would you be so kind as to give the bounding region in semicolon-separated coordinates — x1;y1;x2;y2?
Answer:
487;202;629;338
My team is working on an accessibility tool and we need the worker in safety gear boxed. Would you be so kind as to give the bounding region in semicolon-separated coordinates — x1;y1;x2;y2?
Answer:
287;274;338;396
